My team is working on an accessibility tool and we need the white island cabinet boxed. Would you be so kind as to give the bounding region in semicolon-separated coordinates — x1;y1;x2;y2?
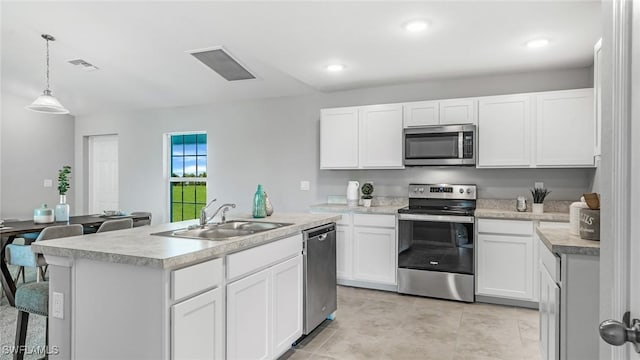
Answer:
32;213;340;360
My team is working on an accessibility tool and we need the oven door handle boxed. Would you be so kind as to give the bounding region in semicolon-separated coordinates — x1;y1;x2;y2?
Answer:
397;213;475;224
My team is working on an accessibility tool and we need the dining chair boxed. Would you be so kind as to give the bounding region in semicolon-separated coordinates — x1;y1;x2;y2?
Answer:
6;224;83;283
14;281;49;360
96;218;133;233
130;211;152;227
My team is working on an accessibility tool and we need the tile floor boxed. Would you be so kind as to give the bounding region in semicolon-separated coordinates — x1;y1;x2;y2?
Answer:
281;286;540;360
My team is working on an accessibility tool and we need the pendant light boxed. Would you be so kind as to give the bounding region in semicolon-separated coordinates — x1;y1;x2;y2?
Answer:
26;34;69;114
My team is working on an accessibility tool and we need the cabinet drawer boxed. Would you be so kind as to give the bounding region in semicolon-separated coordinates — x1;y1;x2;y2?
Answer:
172;258;223;301
336;213;351;226
478;219;533;236
353;214;396;228
539;236;560;283
227;234;302;281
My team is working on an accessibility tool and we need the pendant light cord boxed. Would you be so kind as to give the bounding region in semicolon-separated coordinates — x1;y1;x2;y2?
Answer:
45;36;50;92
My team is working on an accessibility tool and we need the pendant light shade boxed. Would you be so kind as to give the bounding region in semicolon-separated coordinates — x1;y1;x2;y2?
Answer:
26;34;70;115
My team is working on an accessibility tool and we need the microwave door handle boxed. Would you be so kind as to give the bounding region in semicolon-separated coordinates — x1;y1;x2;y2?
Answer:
458;132;464;159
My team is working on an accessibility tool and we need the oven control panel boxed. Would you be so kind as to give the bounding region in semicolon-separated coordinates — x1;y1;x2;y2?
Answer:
408;184;476;200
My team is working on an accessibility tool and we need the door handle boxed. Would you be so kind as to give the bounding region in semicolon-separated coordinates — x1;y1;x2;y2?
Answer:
317;234;328;241
600;312;640;353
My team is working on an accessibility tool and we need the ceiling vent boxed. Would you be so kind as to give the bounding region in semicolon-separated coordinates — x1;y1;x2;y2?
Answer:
189;47;256;81
68;59;99;72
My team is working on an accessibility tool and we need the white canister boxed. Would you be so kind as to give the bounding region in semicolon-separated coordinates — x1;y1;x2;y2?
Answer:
570;200;589;235
346;181;360;207
34;204;55;224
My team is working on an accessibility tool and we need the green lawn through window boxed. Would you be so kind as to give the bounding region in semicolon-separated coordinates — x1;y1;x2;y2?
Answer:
171;182;207;221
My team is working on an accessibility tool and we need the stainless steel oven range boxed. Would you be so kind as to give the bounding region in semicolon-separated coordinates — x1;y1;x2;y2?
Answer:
397;183;476;302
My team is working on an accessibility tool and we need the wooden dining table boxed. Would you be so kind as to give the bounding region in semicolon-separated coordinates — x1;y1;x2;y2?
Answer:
0;214;150;307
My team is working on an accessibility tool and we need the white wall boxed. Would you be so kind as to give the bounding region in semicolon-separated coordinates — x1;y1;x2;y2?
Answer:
75;67;594;224
1;93;75;219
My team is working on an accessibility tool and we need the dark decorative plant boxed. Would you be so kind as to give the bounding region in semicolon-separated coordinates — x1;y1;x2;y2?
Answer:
361;183;374;199
58;165;72;195
530;187;551;204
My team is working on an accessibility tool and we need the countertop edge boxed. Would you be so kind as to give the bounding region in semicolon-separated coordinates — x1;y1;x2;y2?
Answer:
535;226;600;256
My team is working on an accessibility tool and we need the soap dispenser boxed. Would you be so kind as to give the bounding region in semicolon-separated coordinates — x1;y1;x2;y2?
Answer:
252;184;267;218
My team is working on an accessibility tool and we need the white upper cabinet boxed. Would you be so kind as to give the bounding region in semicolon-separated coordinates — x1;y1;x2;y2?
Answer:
535;89;595;166
320;107;359;169
477;95;532;167
403;98;476;127
320;104;403;169
439;98;477;125
403;101;439;127
359;104;404;168
593;39;603;161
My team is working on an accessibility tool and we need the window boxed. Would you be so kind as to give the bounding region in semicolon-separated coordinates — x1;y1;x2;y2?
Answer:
169;133;207;222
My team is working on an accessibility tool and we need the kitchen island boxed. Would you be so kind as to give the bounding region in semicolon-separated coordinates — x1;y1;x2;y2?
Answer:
31;212;340;360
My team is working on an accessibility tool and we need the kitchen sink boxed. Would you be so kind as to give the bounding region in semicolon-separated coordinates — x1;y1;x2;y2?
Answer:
152;221;293;241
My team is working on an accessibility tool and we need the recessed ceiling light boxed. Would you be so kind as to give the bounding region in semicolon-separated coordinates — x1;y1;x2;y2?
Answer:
526;38;549;48
404;20;428;33
326;64;345;72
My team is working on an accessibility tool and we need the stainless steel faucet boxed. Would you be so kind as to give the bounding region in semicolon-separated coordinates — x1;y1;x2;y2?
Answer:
200;199;236;226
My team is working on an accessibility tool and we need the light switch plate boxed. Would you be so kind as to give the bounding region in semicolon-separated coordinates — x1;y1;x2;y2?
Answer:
52;292;64;319
300;181;310;191
534;182;544;189
43;179;53;188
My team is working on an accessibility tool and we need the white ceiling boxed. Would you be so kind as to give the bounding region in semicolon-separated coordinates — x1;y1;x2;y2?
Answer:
1;1;601;116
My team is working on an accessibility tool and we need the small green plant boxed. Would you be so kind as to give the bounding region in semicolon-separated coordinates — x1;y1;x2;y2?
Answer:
530;187;551;204
58;165;72;195
361;183;374;199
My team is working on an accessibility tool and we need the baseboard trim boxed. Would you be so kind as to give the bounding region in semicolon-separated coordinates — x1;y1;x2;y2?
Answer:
476;295;539;309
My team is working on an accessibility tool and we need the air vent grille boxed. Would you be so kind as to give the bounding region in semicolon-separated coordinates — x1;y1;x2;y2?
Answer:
190;47;256;81
68;59;99;71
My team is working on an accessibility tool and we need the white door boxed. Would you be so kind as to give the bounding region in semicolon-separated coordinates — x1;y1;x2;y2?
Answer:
352;226;397;285
88;135;119;213
358;104;404;168
171;288;223;360
599;2;640;359
320;107;359;169
271;255;303;358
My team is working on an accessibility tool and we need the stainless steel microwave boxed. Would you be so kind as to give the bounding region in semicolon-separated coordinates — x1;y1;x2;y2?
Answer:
404;124;476;166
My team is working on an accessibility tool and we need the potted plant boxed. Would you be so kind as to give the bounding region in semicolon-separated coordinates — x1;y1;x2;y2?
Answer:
530;187;551;214
56;165;71;222
361;182;374;207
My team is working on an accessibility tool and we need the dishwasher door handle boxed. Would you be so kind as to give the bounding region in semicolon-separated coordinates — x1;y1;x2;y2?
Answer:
316;234;328;241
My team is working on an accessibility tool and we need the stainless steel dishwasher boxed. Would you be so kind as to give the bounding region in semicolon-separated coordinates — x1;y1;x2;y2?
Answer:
302;222;337;335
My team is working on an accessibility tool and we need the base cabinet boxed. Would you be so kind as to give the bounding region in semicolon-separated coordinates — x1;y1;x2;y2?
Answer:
171;288;224;360
539;259;560;360
227;254;303;360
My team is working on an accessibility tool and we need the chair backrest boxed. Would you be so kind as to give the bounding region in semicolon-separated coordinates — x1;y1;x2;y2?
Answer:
36;224;84;241
130;212;152;227
97;218;133;233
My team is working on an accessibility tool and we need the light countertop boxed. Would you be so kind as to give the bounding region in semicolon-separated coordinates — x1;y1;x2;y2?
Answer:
31;213;341;269
475;208;570;222
536;222;600;256
310;203;405;215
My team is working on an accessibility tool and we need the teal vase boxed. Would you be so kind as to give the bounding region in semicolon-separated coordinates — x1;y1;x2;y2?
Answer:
252;184;266;218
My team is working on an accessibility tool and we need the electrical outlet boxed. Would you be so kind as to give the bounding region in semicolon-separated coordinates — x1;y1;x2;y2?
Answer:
43;179;53;188
534;182;544;189
53;292;64;319
300;181;310;191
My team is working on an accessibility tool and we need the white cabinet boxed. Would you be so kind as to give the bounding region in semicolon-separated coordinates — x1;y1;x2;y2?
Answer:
358;104;404;168
353;226;396;285
439;98;476;125
320;107;359;169
476;219;536;302
477;95;532;167
227;268;271;360
539;252;560;360
226;234;303;360
171;288;223;360
535;89;594;166
403;98;476;127
320;104;403;169
334;213;397;290
593;39;603;160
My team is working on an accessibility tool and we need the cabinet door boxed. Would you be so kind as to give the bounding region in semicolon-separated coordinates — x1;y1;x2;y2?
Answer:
271;255;303;358
171;288;223;360
477;95;531;167
352;226;397;285
403;101;439;127
320;107;359;169
336;224;353;282
439;98;476;125
539;262;560;360
594;39;602;158
535;89;595;167
358;104;404;168
477;233;534;300
227;269;271;360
